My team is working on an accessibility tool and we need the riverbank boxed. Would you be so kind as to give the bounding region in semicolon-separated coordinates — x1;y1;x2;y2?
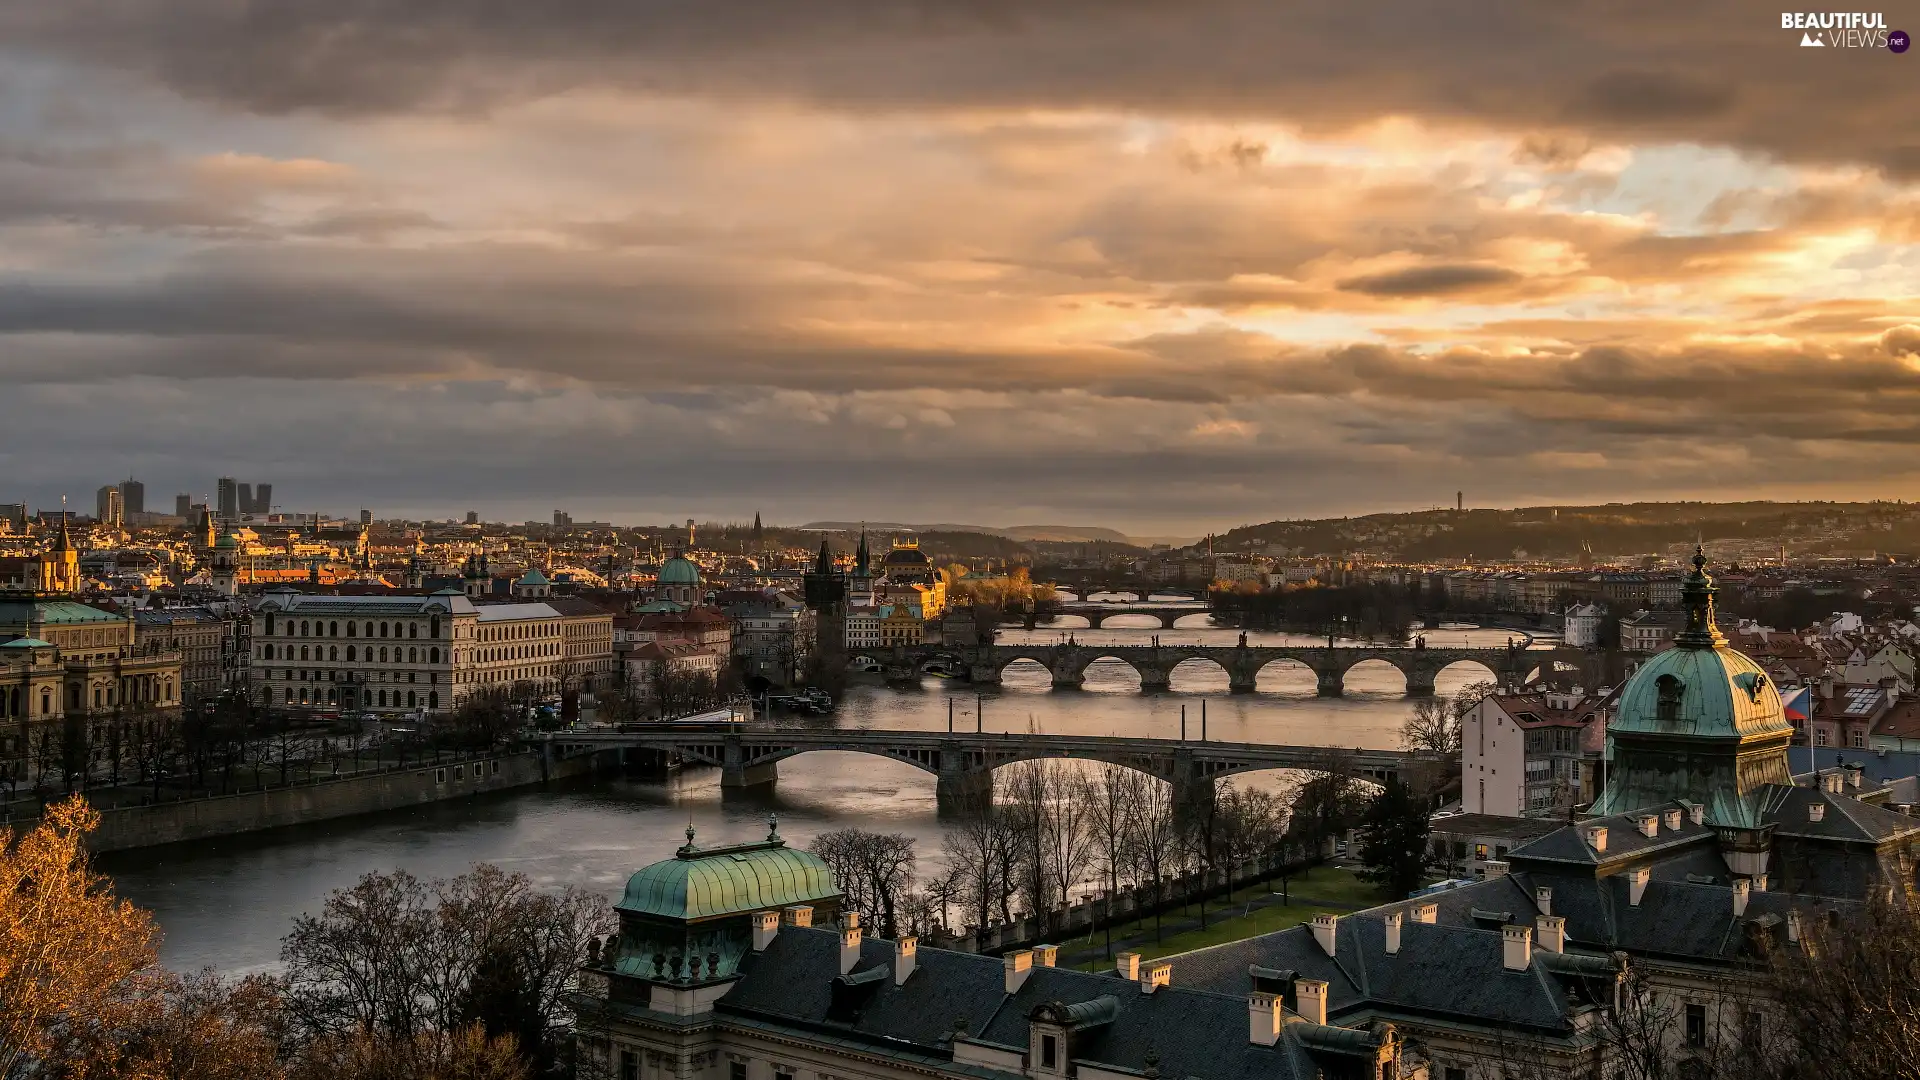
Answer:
32;748;601;853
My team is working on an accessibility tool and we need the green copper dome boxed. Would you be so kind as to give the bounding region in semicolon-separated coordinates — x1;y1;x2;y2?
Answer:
657;555;702;587
1609;644;1791;742
617;829;839;923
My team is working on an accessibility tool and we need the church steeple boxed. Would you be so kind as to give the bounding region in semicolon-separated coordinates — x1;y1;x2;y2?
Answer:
855;526;869;576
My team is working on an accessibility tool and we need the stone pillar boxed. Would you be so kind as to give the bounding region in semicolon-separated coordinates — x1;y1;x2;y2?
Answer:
936;744;993;814
1169;750;1214;825
968;661;1003;685
1228;654;1260;694
1159;611;1180;629
1138;662;1172;693
720;735;777;790
1404;668;1437;696
1315;667;1345;697
1051;652;1085;690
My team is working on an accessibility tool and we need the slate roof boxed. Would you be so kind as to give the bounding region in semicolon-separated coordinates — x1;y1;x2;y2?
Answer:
718;927;1372;1080
1761;784;1920;844
1504;802;1716;870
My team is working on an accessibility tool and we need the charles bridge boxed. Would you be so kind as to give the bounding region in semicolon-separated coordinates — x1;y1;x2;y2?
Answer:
544;722;1439;813
871;638;1541;696
1017;601;1210;630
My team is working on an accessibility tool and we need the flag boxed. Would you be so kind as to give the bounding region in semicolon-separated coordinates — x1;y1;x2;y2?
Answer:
1781;685;1811;723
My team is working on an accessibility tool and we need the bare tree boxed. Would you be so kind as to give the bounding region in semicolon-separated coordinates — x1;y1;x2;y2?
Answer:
810;829;918;939
1124;777;1182;942
941;804;1017;932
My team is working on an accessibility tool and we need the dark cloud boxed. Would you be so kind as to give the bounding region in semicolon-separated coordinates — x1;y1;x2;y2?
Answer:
3;0;1913;175
1336;264;1523;297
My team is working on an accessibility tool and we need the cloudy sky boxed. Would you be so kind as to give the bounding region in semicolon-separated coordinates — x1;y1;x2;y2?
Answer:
3;2;1918;532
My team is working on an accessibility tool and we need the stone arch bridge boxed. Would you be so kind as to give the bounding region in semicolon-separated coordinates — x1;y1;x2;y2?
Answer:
1018;602;1211;630
545;723;1437;813
881;640;1542;696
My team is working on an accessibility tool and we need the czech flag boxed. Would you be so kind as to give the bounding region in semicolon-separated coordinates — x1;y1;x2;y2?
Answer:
1781;685;1811;724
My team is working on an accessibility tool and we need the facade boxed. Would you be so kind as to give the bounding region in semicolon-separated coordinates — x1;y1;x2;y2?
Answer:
576;827;1411;1080
878;538;947;618
549;596;617;694
844;605;882;651
1562;602;1604;648
877;603;927;648
0;598;185;751
724;592;817;687
250;589;477;714
133;607;224;703
1617;608;1679;653
1460;689;1610;817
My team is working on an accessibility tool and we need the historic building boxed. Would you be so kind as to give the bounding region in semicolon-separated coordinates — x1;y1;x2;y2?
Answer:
0;521;81;594
250;589;477;713
133;606;225;703
875;538;946;619
1460;688;1612;818
549;596;617;695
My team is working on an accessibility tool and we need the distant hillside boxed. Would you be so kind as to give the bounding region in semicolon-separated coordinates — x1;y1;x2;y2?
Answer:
1221;501;1920;561
798;521;1192;547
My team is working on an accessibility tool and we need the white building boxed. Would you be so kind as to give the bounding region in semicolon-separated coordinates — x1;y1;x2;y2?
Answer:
844;604;882;651
1461;689;1609;817
1563;602;1605;647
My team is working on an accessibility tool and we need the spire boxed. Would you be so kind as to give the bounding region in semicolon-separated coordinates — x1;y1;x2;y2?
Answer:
816;539;832;576
1673;545;1726;649
856;526;869;576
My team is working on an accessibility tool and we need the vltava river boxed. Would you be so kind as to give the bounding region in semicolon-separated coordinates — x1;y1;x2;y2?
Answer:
106;618;1534;973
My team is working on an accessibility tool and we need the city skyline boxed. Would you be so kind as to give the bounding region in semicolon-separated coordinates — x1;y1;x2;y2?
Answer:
1;3;1918;531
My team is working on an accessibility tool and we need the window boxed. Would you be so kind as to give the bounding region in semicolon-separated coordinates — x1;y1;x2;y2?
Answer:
1685;1002;1706;1047
774;1071;793;1080
1816;729;1829;747
436;768;446;784
1041;1034;1058;1070
1852;730;1865;748
620;1051;638;1080
729;1064;747;1080
1445;1069;1467;1080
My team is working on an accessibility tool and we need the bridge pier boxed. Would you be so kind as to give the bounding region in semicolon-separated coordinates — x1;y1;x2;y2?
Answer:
1404;670;1437;696
1051;660;1084;690
1158;612;1182;629
1315;670;1345;697
1138;663;1172;693
1085;613;1106;630
1169;751;1214;825
721;737;778;791
968;662;1003;685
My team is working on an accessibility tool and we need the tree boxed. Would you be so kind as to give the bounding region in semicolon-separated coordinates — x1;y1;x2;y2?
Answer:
1400;696;1461;755
810;829;918;939
1124;777;1182;942
941;803;1018;931
1356;775;1429;900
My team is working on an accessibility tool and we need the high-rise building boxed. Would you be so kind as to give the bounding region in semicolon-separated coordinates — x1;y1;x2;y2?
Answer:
554;510;572;528
0;504;26;531
216;477;238;519
237;483;253;515
118;477;144;516
359;508;373;525
175;493;192;519
95;485;123;527
252;483;272;514
465;510;479;525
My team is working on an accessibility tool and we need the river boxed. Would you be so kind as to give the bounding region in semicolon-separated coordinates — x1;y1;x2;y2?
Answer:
105;617;1540;974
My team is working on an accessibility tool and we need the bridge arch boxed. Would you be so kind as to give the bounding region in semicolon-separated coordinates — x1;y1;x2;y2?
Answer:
1254;656;1318;694
1167;655;1231;693
1433;658;1501;693
1072;654;1144;691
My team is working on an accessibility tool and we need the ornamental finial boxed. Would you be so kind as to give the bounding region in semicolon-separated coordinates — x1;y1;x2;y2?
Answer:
767;812;780;841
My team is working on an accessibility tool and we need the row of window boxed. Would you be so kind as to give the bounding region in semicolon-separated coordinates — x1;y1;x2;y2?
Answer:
268;668;435;684
262;644;444;664
267;685;439;709
265;616;442;639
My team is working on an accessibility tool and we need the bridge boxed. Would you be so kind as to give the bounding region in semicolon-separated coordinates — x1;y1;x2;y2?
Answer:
545;722;1438;813
1045;582;1210;603
1017;602;1212;630
870;639;1538;696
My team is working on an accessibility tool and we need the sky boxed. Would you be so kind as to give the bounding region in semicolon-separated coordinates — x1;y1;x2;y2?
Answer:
2;2;1919;534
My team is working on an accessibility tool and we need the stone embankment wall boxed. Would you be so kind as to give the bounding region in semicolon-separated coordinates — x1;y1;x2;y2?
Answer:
931;842;1330;955
61;750;600;853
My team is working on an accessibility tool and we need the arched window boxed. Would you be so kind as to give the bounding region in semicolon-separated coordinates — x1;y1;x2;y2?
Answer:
379;689;389;706
409;623;418;639
347;621;356;637
380;647;389;663
430;647;440;664
328;646;338;662
429;691;439;709
328;689;337;704
430;616;441;638
365;622;374;638
1656;674;1685;723
346;646;357;661
380;622;389;638
262;644;274;660
300;621;310;636
408;647;417;663
300;645;309;661
265;614;276;636
407;691;417;707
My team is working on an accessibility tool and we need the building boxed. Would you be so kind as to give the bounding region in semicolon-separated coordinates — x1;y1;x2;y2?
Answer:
655;553;705;608
133;606;224;703
877;538;946;618
1618;608;1680;653
723;591;817;686
95;485;123;528
0;522;81;594
878;602;927;648
548;596;617;695
844;605;882;651
574;825;1417;1080
1427;813;1563;878
1461;688;1611;817
118;478;144;516
1563;602;1604;648
175;493;193;519
0;598;184;727
217;477;239;520
250;589;477;714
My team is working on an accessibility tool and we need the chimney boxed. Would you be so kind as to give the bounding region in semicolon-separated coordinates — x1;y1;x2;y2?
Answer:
1732;878;1751;918
1635;813;1659;839
1139;959;1171;994
1821;772;1844;794
1809;802;1826;822
1310;913;1339;956
839;916;863;975
1534;886;1553;917
1629;866;1651;907
1383;911;1403;955
1536;915;1565;954
1484;860;1510;878
751;909;780;952
1410;902;1438;925
1585;826;1608;853
783;905;813;928
1004;950;1034;994
1502;924;1533;971
1662;808;1683;832
1032;944;1058;968
1293;979;1328;1025
1115;952;1140;981
1249;991;1283;1046
1752;873;1769;892
1787;909;1803;944
1685;802;1705;826
894;936;918;985
1846;765;1863;791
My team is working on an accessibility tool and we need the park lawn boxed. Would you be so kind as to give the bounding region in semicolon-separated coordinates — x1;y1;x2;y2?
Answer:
1126;901;1338;961
1271;865;1394;907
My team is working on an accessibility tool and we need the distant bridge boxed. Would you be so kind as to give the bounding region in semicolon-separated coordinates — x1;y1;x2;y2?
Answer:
1044;582;1210;603
865;640;1544;696
546;722;1438;813
1016;601;1212;630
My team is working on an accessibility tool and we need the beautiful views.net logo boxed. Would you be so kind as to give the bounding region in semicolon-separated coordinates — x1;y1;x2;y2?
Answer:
1781;11;1909;49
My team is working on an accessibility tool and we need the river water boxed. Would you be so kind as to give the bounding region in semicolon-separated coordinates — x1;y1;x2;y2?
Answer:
105;615;1536;974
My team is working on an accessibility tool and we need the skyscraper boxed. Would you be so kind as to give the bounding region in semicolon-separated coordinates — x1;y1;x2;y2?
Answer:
237;483;253;515
251;483;272;515
118;477;144;516
360;509;373;525
465;511;479;525
95;485;122;526
176;493;192;519
217;477;238;519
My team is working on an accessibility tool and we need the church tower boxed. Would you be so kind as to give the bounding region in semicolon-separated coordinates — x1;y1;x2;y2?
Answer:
210;531;240;596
